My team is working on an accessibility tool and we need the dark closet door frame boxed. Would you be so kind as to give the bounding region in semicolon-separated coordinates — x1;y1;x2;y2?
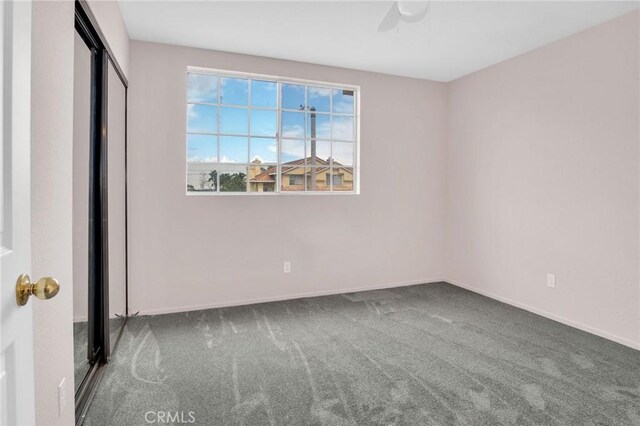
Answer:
74;1;129;424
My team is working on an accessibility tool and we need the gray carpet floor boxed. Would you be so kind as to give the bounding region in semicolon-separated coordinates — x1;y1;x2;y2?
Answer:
84;282;640;425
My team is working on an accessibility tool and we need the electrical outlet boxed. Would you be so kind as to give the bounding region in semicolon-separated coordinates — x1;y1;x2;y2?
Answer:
58;377;66;416
547;273;556;288
284;261;291;273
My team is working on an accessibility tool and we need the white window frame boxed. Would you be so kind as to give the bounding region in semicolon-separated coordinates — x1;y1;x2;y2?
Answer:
185;66;360;196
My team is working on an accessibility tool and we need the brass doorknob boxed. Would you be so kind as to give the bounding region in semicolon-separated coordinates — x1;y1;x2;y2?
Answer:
16;274;60;306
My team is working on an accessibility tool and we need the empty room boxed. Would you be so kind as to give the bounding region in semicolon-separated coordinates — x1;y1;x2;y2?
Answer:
1;0;639;425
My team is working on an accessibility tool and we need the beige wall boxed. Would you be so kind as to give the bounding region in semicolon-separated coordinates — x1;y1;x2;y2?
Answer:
446;11;640;348
32;1;130;424
128;41;448;315
31;2;75;424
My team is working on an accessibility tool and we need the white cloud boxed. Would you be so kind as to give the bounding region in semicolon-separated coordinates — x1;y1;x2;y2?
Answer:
332;116;354;140
315;120;331;139
254;81;276;92
282;124;304;139
187;74;217;102
282;115;353;140
187;104;197;119
281;140;305;159
332;142;354;166
307;86;330;97
220;78;248;103
219;156;237;163
188;155;217;163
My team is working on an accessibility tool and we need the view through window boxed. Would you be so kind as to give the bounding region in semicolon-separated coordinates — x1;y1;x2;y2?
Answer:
186;69;358;194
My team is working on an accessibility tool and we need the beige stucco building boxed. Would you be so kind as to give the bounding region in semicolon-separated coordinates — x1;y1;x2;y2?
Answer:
249;157;354;192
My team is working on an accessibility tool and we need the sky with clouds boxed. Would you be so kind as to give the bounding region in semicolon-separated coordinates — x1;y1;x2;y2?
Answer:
187;74;355;166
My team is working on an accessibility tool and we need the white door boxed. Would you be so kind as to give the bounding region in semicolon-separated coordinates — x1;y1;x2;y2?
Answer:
0;1;35;425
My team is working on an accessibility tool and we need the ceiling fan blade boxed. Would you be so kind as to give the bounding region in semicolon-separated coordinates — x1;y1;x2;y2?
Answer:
378;3;400;32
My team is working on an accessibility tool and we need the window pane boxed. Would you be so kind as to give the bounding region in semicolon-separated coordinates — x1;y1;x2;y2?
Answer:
220;107;248;135
332;115;354;141
281;139;305;164
250;137;277;164
332;88;354;114
220;77;248;106
219;165;248;192
282;83;305;110
249;163;277;192
306;167;330;192
332;166;354;191
306;113;330;140
250;109;277;137
187;134;217;163
281;164;305;192
219;136;248;163
187;74;217;103
332;142;354;166
306;140;330;164
251;80;277;108
187;163;217;192
187;104;217;133
281;111;305;139
307;86;330;112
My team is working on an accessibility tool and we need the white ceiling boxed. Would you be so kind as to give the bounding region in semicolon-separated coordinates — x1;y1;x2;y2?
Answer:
119;1;639;82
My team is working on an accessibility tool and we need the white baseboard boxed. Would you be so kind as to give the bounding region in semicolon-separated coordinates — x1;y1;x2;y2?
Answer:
447;279;640;351
133;278;446;317
130;277;639;351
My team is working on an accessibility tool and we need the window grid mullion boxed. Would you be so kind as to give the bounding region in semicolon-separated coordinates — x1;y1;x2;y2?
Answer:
247;78;252;192
329;87;333;191
304;84;308;192
277;81;282;193
216;77;221;192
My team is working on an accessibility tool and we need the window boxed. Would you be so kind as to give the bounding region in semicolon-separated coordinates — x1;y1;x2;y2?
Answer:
327;173;344;187
186;68;358;194
289;175;304;186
